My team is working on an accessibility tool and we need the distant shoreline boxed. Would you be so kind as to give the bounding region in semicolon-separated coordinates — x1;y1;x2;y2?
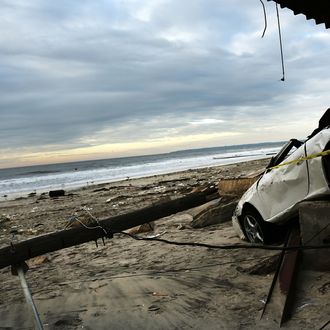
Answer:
0;158;271;202
0;140;284;171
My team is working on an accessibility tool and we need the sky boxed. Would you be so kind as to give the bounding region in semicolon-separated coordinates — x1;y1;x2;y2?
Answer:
0;0;329;168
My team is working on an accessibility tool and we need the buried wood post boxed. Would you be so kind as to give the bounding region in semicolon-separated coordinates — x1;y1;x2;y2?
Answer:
11;262;44;330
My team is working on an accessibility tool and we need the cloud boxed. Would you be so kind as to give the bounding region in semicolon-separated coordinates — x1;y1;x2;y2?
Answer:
0;0;329;167
189;118;225;125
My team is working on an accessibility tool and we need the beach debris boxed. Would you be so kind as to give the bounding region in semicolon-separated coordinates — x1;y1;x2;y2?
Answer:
145;231;166;239
25;228;39;235
218;176;260;197
28;255;50;267
10;226;19;234
88;282;108;291
189;198;237;228
0;186;218;270
296;302;316;311
30;207;39;213
0;214;11;225
49;189;65;198
190;186;203;193
127;222;155;235
93;187;109;193
37;193;48;201
105;194;130;203
318;282;330;295
53;315;82;328
106;196;121;203
64;207;101;231
148;304;160;312
152;291;169;297
65;215;88;229
28;192;37;197
119;258;138;267
177;223;186;230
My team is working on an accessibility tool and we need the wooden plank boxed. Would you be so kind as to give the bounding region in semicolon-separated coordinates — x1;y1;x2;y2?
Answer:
0;186;217;270
218;176;260;197
260;225;301;326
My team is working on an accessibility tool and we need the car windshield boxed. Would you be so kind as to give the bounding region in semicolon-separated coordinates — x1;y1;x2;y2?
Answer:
267;139;303;169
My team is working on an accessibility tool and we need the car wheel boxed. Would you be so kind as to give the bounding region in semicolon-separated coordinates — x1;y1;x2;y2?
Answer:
241;208;272;244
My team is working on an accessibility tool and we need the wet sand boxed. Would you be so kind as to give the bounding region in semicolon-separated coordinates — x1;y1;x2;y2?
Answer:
0;158;329;329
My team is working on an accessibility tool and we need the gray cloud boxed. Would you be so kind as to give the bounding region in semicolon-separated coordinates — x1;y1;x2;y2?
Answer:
0;0;329;165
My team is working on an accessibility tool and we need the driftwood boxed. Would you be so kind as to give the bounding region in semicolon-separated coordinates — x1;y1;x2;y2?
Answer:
190;198;238;228
0;186;217;270
218;176;261;197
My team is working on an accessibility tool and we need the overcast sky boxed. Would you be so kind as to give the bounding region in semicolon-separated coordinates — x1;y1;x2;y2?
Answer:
0;0;329;168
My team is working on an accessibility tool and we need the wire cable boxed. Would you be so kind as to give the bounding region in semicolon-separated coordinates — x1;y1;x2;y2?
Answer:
275;2;285;81
259;0;267;38
79;207;330;253
119;231;330;252
319;320;330;330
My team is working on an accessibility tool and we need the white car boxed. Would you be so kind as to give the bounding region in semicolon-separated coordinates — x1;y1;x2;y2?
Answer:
232;126;330;244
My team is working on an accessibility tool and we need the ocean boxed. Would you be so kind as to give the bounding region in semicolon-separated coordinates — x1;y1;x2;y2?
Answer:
0;141;284;199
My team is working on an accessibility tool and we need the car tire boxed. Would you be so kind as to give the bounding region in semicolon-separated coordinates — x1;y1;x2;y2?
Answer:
241;208;278;244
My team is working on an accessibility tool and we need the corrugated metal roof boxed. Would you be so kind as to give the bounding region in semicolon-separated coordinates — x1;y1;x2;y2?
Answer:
267;0;330;29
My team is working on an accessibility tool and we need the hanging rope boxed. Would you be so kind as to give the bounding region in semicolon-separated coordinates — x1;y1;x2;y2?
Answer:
275;2;285;81
259;0;268;38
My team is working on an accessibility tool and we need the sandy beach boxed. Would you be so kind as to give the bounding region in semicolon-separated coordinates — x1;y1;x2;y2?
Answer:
0;158;329;329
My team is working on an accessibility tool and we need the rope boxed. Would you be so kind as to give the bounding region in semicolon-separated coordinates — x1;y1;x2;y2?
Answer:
267;149;330;170
120;231;330;252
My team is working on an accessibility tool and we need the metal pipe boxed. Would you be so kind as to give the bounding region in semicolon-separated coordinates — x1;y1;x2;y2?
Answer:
17;266;44;330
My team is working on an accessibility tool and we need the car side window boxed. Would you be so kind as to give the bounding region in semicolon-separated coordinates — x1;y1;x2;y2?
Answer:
266;139;303;170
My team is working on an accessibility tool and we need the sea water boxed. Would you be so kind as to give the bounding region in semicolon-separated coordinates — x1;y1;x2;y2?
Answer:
0;142;284;199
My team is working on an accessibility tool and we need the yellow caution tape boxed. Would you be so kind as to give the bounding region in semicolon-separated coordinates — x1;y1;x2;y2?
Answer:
268;149;330;170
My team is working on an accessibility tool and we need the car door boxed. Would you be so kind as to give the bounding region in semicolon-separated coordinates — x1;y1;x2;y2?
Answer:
256;141;309;220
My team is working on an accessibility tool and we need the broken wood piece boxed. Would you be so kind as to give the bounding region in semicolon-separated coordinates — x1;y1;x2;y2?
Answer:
260;225;301;326
127;222;155;235
189;198;238;228
28;255;50;267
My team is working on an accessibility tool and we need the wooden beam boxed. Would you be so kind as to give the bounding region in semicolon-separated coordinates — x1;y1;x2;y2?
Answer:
0;186;217;270
260;225;301;326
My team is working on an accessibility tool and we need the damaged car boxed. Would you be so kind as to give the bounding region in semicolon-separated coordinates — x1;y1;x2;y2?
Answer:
232;110;330;244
